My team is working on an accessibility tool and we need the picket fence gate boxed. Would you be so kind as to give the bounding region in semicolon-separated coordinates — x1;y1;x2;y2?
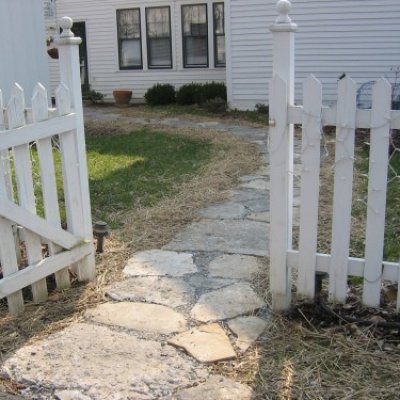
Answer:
269;1;400;311
0;17;95;315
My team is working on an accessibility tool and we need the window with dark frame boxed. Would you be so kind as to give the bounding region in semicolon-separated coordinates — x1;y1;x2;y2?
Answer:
117;8;142;69
213;3;225;67
146;7;172;69
182;4;208;68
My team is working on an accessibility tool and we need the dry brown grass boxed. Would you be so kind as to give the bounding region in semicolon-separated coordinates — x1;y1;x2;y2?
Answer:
0;120;261;394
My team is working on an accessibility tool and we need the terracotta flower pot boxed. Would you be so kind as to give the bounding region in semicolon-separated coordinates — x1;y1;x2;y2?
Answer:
113;90;132;106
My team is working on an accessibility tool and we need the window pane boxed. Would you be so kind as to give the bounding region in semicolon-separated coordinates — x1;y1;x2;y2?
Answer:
182;5;207;36
215;36;225;65
120;40;142;67
117;9;140;39
147;7;170;38
214;3;224;35
149;38;171;66
182;4;208;67
146;7;172;68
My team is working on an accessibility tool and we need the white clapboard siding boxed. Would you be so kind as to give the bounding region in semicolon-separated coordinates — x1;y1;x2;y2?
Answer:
362;78;391;306
8;84;48;304
228;0;400;109
32;83;70;290
269;74;292;311
297;75;322;298
329;76;357;302
49;0;225;101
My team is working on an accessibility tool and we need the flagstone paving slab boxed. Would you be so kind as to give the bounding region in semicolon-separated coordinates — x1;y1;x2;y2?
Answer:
198;202;247;220
186;275;235;290
168;324;236;363
228;316;269;352
107;276;195;308
240;179;270;191
175;375;253;400
2;323;208;400
208;254;261;280
85;302;187;335
191;283;265;322
164;220;269;257
247;211;270;222
123;250;197;277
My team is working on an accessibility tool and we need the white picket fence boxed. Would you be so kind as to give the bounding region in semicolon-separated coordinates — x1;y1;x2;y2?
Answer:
0;18;95;315
269;1;400;311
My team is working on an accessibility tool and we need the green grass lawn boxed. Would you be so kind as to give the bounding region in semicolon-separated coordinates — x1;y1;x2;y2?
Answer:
86;129;213;225
31;128;213;228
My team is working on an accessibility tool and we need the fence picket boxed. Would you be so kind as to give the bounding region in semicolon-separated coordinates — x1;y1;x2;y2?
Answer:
297;75;323;298
32;83;70;290
8;84;48;303
56;84;86;281
329;76;357;302
362;79;392;306
269;74;292;310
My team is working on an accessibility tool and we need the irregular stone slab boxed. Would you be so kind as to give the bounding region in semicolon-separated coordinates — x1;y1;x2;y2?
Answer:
123;250;197;277
164;220;269;257
191;283;265;322
247;211;270;223
54;390;92;400
198;202;247;220
107;276;194;308
228;316;269;351
239;174;268;183
240;179;270;191
2;323;207;400
208;254;261;280
168;324;236;363
85;302;187;335
176;375;253;400
187;275;234;290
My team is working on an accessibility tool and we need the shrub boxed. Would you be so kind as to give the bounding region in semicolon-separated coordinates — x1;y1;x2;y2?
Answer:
195;82;227;104
176;83;203;105
145;84;176;105
83;89;104;104
255;103;269;114
201;97;227;113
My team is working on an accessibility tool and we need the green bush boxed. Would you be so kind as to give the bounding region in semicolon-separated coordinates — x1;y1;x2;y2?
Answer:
201;97;227;113
195;82;227;104
145;84;176;105
176;83;203;105
83;89;104;104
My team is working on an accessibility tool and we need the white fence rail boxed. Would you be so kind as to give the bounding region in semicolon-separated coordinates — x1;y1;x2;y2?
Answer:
269;1;400;311
0;17;95;315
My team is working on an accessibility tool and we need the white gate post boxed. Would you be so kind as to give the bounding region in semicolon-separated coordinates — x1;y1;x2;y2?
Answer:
269;0;297;311
55;17;95;281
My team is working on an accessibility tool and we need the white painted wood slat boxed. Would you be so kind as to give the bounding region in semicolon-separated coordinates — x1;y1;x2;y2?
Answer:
0;243;92;299
7;84;48;304
0;198;80;249
362;79;392;306
0;114;76;152
32;83;70;290
329;76;357;302
297;75;322;298
56;84;86;281
269;74;291;310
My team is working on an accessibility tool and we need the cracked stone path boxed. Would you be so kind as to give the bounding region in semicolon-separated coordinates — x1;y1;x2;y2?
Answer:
1;108;302;399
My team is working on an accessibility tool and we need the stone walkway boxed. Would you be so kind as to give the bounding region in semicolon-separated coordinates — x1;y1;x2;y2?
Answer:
1;108;300;399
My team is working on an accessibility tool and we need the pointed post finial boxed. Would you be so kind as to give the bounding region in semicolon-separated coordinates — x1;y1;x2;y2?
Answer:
59;17;74;38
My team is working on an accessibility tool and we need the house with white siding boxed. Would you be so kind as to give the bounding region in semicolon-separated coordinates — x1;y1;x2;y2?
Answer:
47;0;400;109
0;0;49;105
